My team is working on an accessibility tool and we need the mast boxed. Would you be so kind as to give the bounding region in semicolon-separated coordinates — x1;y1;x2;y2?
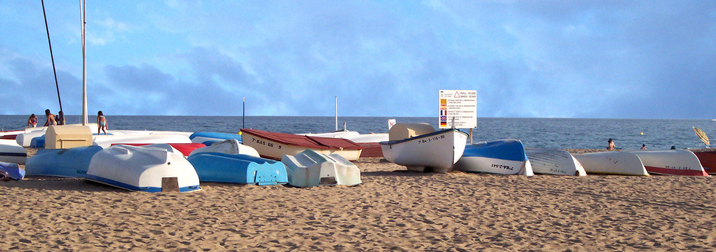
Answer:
335;96;337;131
81;0;88;125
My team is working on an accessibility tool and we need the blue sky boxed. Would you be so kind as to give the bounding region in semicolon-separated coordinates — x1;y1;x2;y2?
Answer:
1;1;714;118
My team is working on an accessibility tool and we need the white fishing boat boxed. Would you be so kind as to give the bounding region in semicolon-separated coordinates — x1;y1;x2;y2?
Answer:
573;151;649;176
281;149;362;187
380;123;469;173
627;150;708;176
93;134;192;148
86;145;201;192
453;139;533;176
188;139;259;157
526;149;587;176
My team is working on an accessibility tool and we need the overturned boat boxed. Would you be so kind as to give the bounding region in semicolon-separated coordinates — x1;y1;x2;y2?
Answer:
187;152;288;185
281;149;362;187
188;139;259;158
573;151;649;176
25;145;104;178
241;128;363;161
0;161;25;180
526;148;586;176
86;145;201;192
627;150;708;176
453;139;533;176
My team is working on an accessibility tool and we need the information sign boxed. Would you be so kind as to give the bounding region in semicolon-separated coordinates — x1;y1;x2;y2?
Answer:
439;90;477;129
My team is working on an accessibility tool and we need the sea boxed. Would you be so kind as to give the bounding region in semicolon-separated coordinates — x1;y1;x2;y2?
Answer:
1;115;714;151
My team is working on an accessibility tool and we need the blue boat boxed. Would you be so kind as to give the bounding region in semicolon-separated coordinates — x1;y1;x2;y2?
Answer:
0;161;25;180
453;139;534;176
24;145;104;178
187;152;288;185
30;135;45;148
190;132;242;146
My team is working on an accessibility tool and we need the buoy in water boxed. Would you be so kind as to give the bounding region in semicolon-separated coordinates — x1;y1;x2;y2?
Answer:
640;132;643;135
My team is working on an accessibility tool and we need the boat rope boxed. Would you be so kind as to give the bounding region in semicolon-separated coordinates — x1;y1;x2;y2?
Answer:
41;0;63;113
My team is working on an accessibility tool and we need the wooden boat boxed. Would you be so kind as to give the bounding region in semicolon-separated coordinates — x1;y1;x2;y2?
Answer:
25;145;104;178
0;139;27;164
692;150;716;174
240;128;363;161
190;132;242;146
303;130;387;158
526;148;586;176
93;134;192;148
380;125;469;173
86;145;201;192
627;150;708;176
453;139;533;176
573;151;649;176
281;149;362;187
0;161;25;180
188;139;259;157
187;152;287;185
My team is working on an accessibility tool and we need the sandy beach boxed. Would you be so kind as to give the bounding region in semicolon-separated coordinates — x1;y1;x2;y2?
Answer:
2;154;716;251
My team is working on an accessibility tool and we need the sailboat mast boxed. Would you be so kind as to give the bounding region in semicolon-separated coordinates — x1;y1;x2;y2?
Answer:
81;0;88;125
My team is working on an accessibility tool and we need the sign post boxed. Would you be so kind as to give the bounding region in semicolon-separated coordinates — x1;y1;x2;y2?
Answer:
439;90;477;143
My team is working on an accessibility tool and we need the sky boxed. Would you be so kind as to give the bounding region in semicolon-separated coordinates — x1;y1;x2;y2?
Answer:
1;1;714;119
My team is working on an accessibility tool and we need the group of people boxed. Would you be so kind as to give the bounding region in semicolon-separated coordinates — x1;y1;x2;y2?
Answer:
27;109;109;135
606;138;648;150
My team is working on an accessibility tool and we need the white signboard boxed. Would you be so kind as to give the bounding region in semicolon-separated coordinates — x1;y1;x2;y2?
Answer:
439;90;477;129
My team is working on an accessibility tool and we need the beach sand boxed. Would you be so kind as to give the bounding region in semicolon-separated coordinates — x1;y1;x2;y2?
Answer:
2;154;716;251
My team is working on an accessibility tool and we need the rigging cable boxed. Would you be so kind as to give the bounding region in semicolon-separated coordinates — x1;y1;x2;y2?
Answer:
41;0;63;113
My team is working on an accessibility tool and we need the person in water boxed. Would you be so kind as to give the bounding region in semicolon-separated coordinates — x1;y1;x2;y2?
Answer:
56;111;66;125
97;110;108;135
641;144;647;150
27;114;38;128
43;109;56;126
607;138;615;150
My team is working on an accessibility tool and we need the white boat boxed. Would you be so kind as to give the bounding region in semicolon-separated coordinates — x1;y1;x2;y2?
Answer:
93;134;192;148
281;149;362;187
526;149;586;176
573;151;649;176
627;150;708;176
0;139;27;164
453;139;533;176
25;145;104;178
241;128;364;161
86;145;201;192
380;125;469;173
188;139;259;157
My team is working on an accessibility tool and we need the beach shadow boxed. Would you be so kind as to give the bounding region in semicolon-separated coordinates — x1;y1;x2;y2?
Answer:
0;176;127;193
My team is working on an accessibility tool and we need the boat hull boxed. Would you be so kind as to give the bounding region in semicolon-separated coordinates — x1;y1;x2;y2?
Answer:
187;152;287;185
0;139;27;164
380;129;468;173
628;150;708;176
281;149;361;187
526;148;586;176
188;139;259;158
241;129;363;161
0;161;25;180
86;145;201;192
454;140;533;176
693;150;716;174
190;132;242;146
573;151;649;176
25;145;104;178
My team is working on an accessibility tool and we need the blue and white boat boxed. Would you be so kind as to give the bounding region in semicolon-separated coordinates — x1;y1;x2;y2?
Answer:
86;145;201;192
187;152;288;185
453;139;534;176
24;145;104;178
0;161;25;180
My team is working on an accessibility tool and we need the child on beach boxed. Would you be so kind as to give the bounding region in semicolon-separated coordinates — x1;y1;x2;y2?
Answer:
43;109;56;126
97;111;108;135
27;114;38;128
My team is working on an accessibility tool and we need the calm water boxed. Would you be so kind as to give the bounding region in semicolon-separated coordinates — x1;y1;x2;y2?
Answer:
2;115;714;150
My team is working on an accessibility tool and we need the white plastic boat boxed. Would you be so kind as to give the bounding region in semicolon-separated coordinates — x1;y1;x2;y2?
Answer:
453;139;533;176
93;134;192;148
0;139;27;164
86;145;201;192
281;149;362;187
573;151;649;176
380;127;469;173
526;149;586;176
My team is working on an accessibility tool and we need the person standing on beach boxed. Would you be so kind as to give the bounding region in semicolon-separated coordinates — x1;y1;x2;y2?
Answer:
97;111;108;135
43;109;56;126
27;114;38;128
607;138;615;150
56;111;66;125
